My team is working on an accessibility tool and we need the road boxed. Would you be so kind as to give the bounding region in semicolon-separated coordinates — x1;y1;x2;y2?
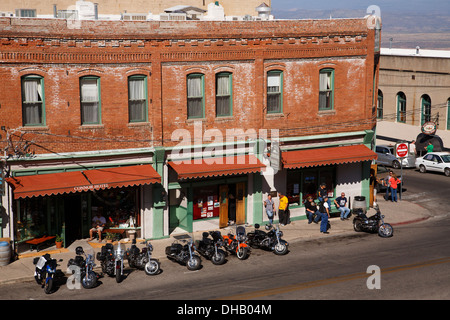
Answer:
2;168;449;306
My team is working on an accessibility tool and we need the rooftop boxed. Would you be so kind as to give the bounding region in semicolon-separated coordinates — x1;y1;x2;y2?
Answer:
381;47;450;59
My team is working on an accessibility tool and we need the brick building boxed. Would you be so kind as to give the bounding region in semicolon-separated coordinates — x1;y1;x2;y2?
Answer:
0;16;380;252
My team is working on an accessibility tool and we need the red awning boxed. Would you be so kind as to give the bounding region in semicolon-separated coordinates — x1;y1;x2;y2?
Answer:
168;155;265;180
281;145;377;169
6;164;161;199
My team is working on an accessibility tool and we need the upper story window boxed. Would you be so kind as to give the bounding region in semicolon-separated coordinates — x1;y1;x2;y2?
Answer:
319;68;334;111
397;92;406;123
421;94;431;125
128;75;148;122
187;73;205;119
377;89;383;119
80;76;101;125
267;70;283;114
21;75;45;126
216;72;232;117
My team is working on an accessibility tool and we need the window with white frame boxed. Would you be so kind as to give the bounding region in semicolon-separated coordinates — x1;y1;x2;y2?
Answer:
21;75;45;126
267;70;283;113
319;69;334;110
80;76;101;125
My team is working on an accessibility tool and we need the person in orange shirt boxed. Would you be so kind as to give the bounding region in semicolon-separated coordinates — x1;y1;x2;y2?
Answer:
278;193;289;226
388;172;401;202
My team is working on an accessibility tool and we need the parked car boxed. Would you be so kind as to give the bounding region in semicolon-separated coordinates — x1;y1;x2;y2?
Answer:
415;152;450;177
375;164;403;193
375;145;415;169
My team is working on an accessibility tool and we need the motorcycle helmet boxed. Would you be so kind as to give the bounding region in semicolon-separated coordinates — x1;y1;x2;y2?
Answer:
75;246;84;255
265;224;272;231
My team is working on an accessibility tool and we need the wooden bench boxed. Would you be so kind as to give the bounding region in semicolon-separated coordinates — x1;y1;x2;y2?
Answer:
94;228;126;241
25;235;56;252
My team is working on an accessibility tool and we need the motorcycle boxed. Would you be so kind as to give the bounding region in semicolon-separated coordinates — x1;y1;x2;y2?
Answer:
165;238;202;271
67;246;98;289
353;203;394;238
126;239;161;275
195;231;226;265
247;223;289;255
33;253;60;294
97;243;115;277
114;242;126;283
222;225;250;260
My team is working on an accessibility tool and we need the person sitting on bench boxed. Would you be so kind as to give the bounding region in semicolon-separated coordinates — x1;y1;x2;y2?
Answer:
89;211;106;242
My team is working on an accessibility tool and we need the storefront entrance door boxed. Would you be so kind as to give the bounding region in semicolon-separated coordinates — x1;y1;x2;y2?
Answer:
219;185;228;228
235;182;246;225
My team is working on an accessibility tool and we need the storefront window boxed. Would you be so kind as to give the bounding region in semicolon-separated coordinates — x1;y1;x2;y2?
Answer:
16;197;52;241
91;187;140;228
193;185;220;220
286;167;336;206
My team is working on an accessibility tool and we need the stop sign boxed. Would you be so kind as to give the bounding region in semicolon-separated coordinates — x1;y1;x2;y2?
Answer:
396;143;408;158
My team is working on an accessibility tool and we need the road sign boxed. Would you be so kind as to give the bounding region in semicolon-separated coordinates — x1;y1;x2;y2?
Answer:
396;143;408;158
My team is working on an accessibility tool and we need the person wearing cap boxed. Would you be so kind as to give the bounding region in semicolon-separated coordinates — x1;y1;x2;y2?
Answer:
318;196;330;234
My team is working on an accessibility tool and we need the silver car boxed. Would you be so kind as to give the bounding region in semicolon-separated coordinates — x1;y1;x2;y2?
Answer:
375;145;415;169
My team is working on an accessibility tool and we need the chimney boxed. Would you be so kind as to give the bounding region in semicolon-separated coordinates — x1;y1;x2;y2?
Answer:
53;4;57;18
416;46;420;54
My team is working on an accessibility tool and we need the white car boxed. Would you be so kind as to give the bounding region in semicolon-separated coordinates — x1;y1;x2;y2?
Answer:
415;152;450;177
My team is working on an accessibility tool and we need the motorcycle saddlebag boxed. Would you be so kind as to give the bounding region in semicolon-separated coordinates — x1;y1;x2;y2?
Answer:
165;243;182;255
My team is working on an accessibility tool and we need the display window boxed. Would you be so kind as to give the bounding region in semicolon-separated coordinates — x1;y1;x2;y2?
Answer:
193;185;220;220
286;166;336;206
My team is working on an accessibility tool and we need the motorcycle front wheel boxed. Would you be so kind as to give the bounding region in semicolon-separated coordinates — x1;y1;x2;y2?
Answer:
236;246;249;260
44;278;53;294
211;250;226;265
81;272;97;289
378;223;394;238
186;255;201;271
144;259;160;275
274;241;288;255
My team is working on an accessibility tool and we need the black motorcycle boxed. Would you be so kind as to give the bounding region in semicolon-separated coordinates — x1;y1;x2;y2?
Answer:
126;239;161;275
195;231;226;265
165;238;202;271
353;203;394;237
96;243;116;277
34;253;61;294
247;224;289;255
67;246;98;289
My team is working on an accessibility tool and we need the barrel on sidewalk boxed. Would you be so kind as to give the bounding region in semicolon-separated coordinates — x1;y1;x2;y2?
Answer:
0;241;11;266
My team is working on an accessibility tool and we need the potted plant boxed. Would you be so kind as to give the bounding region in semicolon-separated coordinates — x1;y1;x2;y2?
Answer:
55;234;63;248
105;232;115;243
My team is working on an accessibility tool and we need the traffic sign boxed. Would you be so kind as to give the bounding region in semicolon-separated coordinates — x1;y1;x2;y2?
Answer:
396;143;408;158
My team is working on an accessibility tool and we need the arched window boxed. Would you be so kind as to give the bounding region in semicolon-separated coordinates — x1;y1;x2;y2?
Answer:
377;89;383;119
216;72;232;117
421;94;431;125
187;73;204;119
396;92;406;123
21;74;45;126
80;76;101;125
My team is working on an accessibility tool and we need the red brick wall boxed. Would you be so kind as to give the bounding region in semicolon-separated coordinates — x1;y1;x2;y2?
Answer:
0;18;378;154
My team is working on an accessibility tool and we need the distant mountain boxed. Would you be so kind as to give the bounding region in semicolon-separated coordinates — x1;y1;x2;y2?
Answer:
271;7;450;50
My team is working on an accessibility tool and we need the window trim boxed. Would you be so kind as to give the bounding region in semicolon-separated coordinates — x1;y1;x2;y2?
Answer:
80;76;101;125
266;70;283;114
21;74;46;127
128;74;148;123
187;73;205;119
318;68;335;111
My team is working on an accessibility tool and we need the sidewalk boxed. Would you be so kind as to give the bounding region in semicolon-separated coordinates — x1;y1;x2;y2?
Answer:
0;197;432;286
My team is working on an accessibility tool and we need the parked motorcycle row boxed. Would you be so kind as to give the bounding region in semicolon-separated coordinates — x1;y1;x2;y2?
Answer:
32;223;290;294
33;205;393;294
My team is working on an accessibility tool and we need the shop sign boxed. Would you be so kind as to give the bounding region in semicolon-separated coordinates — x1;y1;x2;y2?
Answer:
421;121;437;135
74;184;109;192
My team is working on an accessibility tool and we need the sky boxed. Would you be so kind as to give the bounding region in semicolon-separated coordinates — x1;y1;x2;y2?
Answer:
270;0;450;14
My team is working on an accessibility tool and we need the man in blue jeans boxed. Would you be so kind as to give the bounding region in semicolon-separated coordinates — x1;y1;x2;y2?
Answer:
317;196;330;234
334;192;351;220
